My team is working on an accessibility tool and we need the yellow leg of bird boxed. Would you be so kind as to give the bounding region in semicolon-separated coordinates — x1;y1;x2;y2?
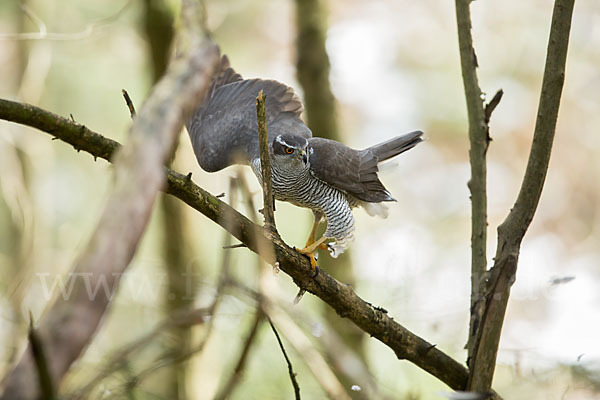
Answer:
304;216;321;248
298;236;328;270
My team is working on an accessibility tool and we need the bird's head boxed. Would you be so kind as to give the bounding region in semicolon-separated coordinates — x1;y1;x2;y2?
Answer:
272;134;310;169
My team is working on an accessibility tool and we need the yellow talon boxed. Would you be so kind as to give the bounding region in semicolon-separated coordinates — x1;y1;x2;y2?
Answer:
298;236;328;270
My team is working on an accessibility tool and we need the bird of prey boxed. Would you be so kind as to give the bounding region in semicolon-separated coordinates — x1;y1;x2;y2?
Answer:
186;55;423;268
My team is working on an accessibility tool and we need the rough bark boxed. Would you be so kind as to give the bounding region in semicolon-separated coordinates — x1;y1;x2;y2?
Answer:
455;0;491;363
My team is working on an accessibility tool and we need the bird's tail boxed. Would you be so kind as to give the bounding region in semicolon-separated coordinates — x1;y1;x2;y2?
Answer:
368;130;424;162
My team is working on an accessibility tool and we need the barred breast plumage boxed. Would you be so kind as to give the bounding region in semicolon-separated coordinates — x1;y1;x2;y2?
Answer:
251;158;355;256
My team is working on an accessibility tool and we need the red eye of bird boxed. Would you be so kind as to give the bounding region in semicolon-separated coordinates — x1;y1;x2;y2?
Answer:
285;147;294;154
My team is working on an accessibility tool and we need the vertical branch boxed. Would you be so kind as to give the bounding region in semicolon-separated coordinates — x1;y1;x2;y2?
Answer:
143;0;174;82
293;0;338;140
455;0;494;362
467;0;575;393
141;2;196;398
256;90;276;232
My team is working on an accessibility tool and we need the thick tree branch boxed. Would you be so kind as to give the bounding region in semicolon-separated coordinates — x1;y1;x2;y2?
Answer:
467;0;575;392
0;3;220;397
0;99;472;392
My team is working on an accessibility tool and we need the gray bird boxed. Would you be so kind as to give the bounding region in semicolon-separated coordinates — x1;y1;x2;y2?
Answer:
186;55;423;268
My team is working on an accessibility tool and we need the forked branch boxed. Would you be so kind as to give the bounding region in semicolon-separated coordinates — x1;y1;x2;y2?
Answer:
461;0;576;393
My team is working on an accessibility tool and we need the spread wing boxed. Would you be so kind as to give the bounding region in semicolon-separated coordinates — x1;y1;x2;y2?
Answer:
186;56;312;172
307;131;423;203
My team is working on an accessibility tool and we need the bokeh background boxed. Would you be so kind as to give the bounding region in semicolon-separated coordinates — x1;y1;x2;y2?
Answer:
1;0;599;399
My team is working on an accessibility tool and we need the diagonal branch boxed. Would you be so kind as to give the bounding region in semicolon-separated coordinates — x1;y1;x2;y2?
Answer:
0;4;220;399
0;99;473;392
466;0;575;392
267;317;302;400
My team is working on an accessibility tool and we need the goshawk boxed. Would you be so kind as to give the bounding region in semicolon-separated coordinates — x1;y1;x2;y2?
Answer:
186;55;423;268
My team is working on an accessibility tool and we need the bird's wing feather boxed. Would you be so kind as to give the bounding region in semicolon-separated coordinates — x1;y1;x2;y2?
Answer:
186;56;311;172
307;138;394;203
308;131;423;202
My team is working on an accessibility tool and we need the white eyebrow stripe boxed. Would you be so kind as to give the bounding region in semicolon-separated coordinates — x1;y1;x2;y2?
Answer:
275;135;293;147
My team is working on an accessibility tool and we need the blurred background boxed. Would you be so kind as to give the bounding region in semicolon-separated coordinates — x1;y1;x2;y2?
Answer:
1;0;599;399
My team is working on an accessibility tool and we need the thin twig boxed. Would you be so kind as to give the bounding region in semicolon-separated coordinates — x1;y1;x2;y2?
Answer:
265;303;351;400
213;177;239;309
268;317;301;400
234;171;258;221
484;90;503;124
222;243;247;249
121;89;136;118
226;279;383;399
466;0;575;393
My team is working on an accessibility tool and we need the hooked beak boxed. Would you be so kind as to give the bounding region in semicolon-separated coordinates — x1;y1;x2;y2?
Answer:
300;149;308;164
